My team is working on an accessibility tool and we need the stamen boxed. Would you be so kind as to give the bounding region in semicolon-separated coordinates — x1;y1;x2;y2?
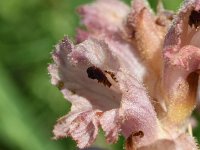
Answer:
189;10;200;29
87;66;112;87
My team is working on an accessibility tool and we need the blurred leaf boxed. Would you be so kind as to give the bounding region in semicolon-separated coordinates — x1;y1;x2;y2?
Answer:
0;63;67;150
163;0;183;10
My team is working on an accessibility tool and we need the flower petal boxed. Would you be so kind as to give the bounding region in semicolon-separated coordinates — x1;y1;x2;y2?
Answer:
49;37;121;111
66;111;100;148
49;37;122;148
99;109;121;143
163;0;200;124
138;139;176;150
163;45;200;124
119;71;159;147
76;30;146;83
164;0;200;49
104;36;146;82
99;71;159;147
76;0;146;82
53;110;101;148
49;37;159;148
126;0;166;73
125;0;172;112
138;133;198;150
77;0;130;34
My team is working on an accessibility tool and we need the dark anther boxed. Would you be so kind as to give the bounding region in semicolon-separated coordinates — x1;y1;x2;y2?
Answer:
57;81;64;90
105;70;117;82
132;131;144;138
87;66;112;87
189;10;200;28
125;130;144;150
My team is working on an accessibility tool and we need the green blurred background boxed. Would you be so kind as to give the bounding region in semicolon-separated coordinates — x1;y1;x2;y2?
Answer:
0;0;199;150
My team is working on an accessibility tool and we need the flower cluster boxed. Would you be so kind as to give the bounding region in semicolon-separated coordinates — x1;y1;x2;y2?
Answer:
48;0;200;149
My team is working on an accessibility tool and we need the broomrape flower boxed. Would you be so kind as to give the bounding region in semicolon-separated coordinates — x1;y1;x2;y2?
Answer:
48;0;200;149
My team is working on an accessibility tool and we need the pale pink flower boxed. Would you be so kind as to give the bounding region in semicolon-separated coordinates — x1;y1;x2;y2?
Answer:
48;0;200;149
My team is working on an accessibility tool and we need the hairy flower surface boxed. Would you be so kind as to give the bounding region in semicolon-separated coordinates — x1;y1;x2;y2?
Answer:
48;0;200;149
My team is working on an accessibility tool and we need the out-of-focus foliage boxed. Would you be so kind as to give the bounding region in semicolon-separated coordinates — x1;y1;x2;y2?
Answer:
0;0;199;150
